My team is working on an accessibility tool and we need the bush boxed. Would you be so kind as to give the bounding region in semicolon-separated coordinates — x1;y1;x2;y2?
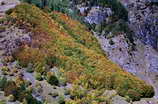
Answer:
34;63;46;74
0;77;7;90
64;88;70;95
58;95;65;104
26;63;34;73
25;93;42;104
0;26;6;32
9;4;154;101
70;85;87;99
0;100;5;104
109;39;115;45
6;8;14;15
1;76;40;103
0;66;10;75
46;72;59;86
35;72;43;81
95;24;103;33
4;80;18;97
126;89;141;101
45;56;61;67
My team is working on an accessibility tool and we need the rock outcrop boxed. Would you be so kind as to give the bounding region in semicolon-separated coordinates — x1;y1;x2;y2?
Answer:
125;0;158;49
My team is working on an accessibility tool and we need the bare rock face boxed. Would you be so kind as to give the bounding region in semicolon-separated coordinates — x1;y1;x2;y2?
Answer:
76;3;113;25
121;0;158;49
111;95;129;104
84;6;112;25
133;98;158;104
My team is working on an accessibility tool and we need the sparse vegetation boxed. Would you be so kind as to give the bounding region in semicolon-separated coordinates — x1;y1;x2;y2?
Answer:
0;77;42;104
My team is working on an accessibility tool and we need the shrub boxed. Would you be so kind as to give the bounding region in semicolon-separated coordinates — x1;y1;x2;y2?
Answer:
35;72;43;81
26;63;34;73
1;76;40;103
126;89;141;101
58;95;65;104
34;63;46;74
46;72;59;86
6;8;14;15
0;100;5;104
0;26;6;32
0;77;7;90
64;88;70;95
59;79;67;86
24;93;42;104
4;80;18;97
68;87;107;104
109;39;115;45
8;4;154;101
70;85;87;99
0;66;10;75
45;56;61;67
95;24;103;33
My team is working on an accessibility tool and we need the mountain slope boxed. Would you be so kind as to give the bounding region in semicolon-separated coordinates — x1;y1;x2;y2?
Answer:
3;3;155;102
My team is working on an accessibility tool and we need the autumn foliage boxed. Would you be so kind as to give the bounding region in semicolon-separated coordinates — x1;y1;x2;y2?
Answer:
6;3;154;101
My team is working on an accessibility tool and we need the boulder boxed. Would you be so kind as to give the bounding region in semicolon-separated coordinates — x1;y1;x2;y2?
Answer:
111;95;129;104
